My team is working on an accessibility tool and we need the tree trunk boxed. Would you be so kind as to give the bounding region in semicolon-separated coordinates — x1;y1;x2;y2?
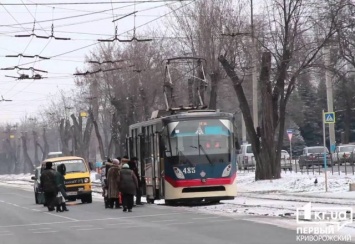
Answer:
22;132;34;173
219;53;281;180
209;72;219;110
42;127;50;160
59;119;71;156
188;78;194;105
32;131;40;167
90;109;105;161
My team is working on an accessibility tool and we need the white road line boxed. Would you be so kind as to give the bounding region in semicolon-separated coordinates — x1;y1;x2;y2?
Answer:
165;221;196;226
29;228;52;231
31;209;40;211
77;228;103;231
0;230;11;233
32;231;58;234
0;233;13;236
44;212;78;221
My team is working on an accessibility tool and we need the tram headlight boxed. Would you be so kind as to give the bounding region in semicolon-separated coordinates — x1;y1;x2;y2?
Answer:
173;167;185;179
222;164;232;177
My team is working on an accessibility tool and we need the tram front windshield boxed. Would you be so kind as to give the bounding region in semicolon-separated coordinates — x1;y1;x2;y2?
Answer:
165;119;232;165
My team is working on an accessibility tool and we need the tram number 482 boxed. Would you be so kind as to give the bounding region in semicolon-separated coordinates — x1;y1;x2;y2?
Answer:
182;167;196;174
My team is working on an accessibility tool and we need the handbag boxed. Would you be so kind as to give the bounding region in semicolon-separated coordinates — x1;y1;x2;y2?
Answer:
56;191;64;204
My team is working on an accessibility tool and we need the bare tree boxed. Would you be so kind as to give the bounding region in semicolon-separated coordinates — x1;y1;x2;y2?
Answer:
219;0;345;180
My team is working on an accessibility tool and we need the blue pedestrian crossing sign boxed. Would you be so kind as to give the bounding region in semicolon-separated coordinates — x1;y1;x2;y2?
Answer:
324;112;335;124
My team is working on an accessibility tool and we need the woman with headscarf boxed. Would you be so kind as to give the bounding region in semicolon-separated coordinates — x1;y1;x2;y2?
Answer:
119;163;138;212
107;159;121;209
56;163;69;212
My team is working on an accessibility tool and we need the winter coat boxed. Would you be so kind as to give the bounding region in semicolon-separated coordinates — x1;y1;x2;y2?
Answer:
119;168;138;195
107;165;120;199
40;168;58;193
128;161;141;187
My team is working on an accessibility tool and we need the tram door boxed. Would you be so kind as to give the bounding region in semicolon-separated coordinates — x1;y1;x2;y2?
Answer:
143;125;162;203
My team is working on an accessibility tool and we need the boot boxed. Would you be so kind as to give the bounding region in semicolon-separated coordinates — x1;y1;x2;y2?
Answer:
56;205;63;212
61;203;69;211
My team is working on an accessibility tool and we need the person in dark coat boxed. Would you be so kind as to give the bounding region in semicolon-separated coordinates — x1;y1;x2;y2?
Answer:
107;159;121;209
56;164;68;212
119;163;138;212
129;157;142;205
40;162;58;211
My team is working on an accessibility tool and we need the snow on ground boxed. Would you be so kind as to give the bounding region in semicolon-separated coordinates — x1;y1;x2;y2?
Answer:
237;171;355;193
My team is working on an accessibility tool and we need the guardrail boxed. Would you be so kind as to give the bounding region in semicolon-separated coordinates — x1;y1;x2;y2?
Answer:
237;155;355;175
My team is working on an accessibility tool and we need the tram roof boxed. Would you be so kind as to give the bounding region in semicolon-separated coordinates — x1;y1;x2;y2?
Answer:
129;110;234;129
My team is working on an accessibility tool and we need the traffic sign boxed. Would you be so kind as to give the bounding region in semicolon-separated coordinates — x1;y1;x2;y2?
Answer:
324;112;335;124
287;129;293;141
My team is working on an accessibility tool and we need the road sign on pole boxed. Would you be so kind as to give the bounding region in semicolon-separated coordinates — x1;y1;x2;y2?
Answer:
322;110;328;192
324;112;335;124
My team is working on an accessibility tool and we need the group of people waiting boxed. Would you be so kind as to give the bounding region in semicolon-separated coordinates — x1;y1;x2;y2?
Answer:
101;156;142;212
40;161;69;212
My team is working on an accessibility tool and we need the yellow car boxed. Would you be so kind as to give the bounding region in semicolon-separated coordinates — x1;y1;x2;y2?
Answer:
41;156;92;203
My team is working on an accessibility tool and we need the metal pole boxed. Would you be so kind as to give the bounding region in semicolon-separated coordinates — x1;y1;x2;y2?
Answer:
251;0;258;130
322;109;328;192
324;45;335;153
289;138;292;166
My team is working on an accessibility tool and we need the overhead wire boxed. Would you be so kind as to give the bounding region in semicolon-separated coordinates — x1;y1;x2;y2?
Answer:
0;0;191;6
4;0;194;69
1;0;196;101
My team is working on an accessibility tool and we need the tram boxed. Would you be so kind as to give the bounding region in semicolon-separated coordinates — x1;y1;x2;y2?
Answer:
126;109;237;205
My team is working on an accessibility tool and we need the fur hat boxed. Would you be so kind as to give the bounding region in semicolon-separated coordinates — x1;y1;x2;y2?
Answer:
122;163;129;169
112;159;120;165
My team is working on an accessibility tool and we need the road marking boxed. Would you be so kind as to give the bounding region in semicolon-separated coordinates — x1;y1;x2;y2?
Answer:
31;209;40;211
0;230;10;233
165;221;196;226
77;227;103;231
29;228;52;231
44;212;78;221
0;233;13;236
32;231;58;234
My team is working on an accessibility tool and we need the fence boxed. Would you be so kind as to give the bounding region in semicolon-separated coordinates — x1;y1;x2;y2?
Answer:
237;153;355;175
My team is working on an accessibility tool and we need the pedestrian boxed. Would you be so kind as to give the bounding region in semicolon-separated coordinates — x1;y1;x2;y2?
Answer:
129;157;143;205
56;164;69;212
100;161;109;208
107;159;121;209
119;163;138;212
40;162;58;212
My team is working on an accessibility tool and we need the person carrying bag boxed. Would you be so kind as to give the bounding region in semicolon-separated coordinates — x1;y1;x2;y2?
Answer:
55;164;69;212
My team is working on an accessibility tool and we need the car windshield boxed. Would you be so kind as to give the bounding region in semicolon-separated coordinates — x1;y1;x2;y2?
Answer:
308;147;327;153
246;146;253;153
339;146;355;152
55;159;87;173
166;119;232;165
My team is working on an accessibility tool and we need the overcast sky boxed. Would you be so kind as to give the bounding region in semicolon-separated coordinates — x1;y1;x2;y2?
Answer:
0;0;193;124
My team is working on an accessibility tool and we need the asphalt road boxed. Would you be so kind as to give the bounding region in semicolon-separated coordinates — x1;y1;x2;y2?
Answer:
0;184;350;244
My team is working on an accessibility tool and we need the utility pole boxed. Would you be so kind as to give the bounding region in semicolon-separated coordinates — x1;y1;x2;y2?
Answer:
324;45;335;152
251;0;258;130
242;114;246;143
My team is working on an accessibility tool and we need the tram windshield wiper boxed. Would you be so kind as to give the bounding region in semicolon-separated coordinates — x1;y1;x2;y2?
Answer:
178;150;194;167
190;145;214;166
